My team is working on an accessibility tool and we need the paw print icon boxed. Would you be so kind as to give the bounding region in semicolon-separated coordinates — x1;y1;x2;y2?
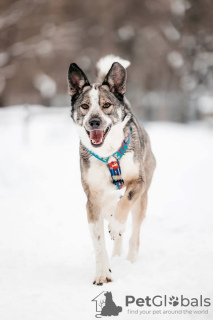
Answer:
169;296;179;307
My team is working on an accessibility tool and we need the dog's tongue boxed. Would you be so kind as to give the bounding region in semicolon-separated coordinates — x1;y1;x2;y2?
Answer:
90;130;104;144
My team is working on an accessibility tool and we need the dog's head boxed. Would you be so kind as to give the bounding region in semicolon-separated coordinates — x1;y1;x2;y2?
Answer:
68;62;129;154
104;291;112;300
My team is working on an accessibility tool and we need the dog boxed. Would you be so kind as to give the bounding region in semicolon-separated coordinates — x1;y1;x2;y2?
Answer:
101;291;122;316
68;55;156;285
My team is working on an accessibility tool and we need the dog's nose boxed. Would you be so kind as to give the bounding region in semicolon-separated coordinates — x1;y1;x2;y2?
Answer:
89;118;101;128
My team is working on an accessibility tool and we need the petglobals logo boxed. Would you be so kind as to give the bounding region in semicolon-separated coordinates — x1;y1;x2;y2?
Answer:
92;293;211;318
125;295;211;308
92;291;122;318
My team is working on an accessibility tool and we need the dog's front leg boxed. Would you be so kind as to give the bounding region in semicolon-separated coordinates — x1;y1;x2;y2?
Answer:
87;197;112;285
109;177;145;240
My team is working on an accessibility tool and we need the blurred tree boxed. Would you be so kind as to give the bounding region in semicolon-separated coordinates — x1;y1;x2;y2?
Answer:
0;0;213;122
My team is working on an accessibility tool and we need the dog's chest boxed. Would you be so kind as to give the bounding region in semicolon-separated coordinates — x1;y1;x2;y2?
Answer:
86;151;139;193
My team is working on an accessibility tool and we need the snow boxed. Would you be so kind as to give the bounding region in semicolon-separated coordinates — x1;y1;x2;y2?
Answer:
163;24;180;42
167;51;184;69
33;74;56;98
0;52;9;67
0;106;213;319
198;95;213;115
170;0;186;17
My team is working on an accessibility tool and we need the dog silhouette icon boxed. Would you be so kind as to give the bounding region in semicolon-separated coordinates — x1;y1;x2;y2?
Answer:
101;291;122;316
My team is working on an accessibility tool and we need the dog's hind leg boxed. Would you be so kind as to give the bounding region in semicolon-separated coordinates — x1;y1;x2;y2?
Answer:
127;192;147;262
112;236;122;257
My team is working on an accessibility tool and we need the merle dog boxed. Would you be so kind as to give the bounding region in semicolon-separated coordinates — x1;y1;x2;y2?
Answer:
68;55;156;285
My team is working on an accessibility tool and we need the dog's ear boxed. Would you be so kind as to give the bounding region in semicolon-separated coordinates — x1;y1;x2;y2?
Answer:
68;63;90;98
102;62;127;96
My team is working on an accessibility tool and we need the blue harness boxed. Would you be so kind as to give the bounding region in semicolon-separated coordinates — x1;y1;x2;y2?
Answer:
86;126;132;190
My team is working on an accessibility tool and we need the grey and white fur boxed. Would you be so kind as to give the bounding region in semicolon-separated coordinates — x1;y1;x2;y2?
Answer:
68;55;156;285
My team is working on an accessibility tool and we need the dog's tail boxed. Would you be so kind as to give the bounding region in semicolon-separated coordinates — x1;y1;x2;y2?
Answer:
96;55;130;83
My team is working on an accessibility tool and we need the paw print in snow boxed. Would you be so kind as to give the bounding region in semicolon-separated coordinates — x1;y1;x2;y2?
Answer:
169;296;179;307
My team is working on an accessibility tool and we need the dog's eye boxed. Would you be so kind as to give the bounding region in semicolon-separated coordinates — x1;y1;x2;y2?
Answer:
80;104;89;110
103;103;112;109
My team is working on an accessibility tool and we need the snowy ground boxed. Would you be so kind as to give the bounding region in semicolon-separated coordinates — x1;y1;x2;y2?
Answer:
0;106;213;320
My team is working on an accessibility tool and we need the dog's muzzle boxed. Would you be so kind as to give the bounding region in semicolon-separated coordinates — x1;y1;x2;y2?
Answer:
86;125;111;147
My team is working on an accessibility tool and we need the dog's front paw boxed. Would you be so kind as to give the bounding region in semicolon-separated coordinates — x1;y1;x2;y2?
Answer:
93;268;112;285
108;219;125;240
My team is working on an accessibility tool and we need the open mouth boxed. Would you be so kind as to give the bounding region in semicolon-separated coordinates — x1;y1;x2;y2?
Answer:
86;126;111;147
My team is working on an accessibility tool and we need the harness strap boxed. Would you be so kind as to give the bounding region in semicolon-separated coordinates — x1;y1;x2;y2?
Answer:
86;126;132;190
86;126;132;163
